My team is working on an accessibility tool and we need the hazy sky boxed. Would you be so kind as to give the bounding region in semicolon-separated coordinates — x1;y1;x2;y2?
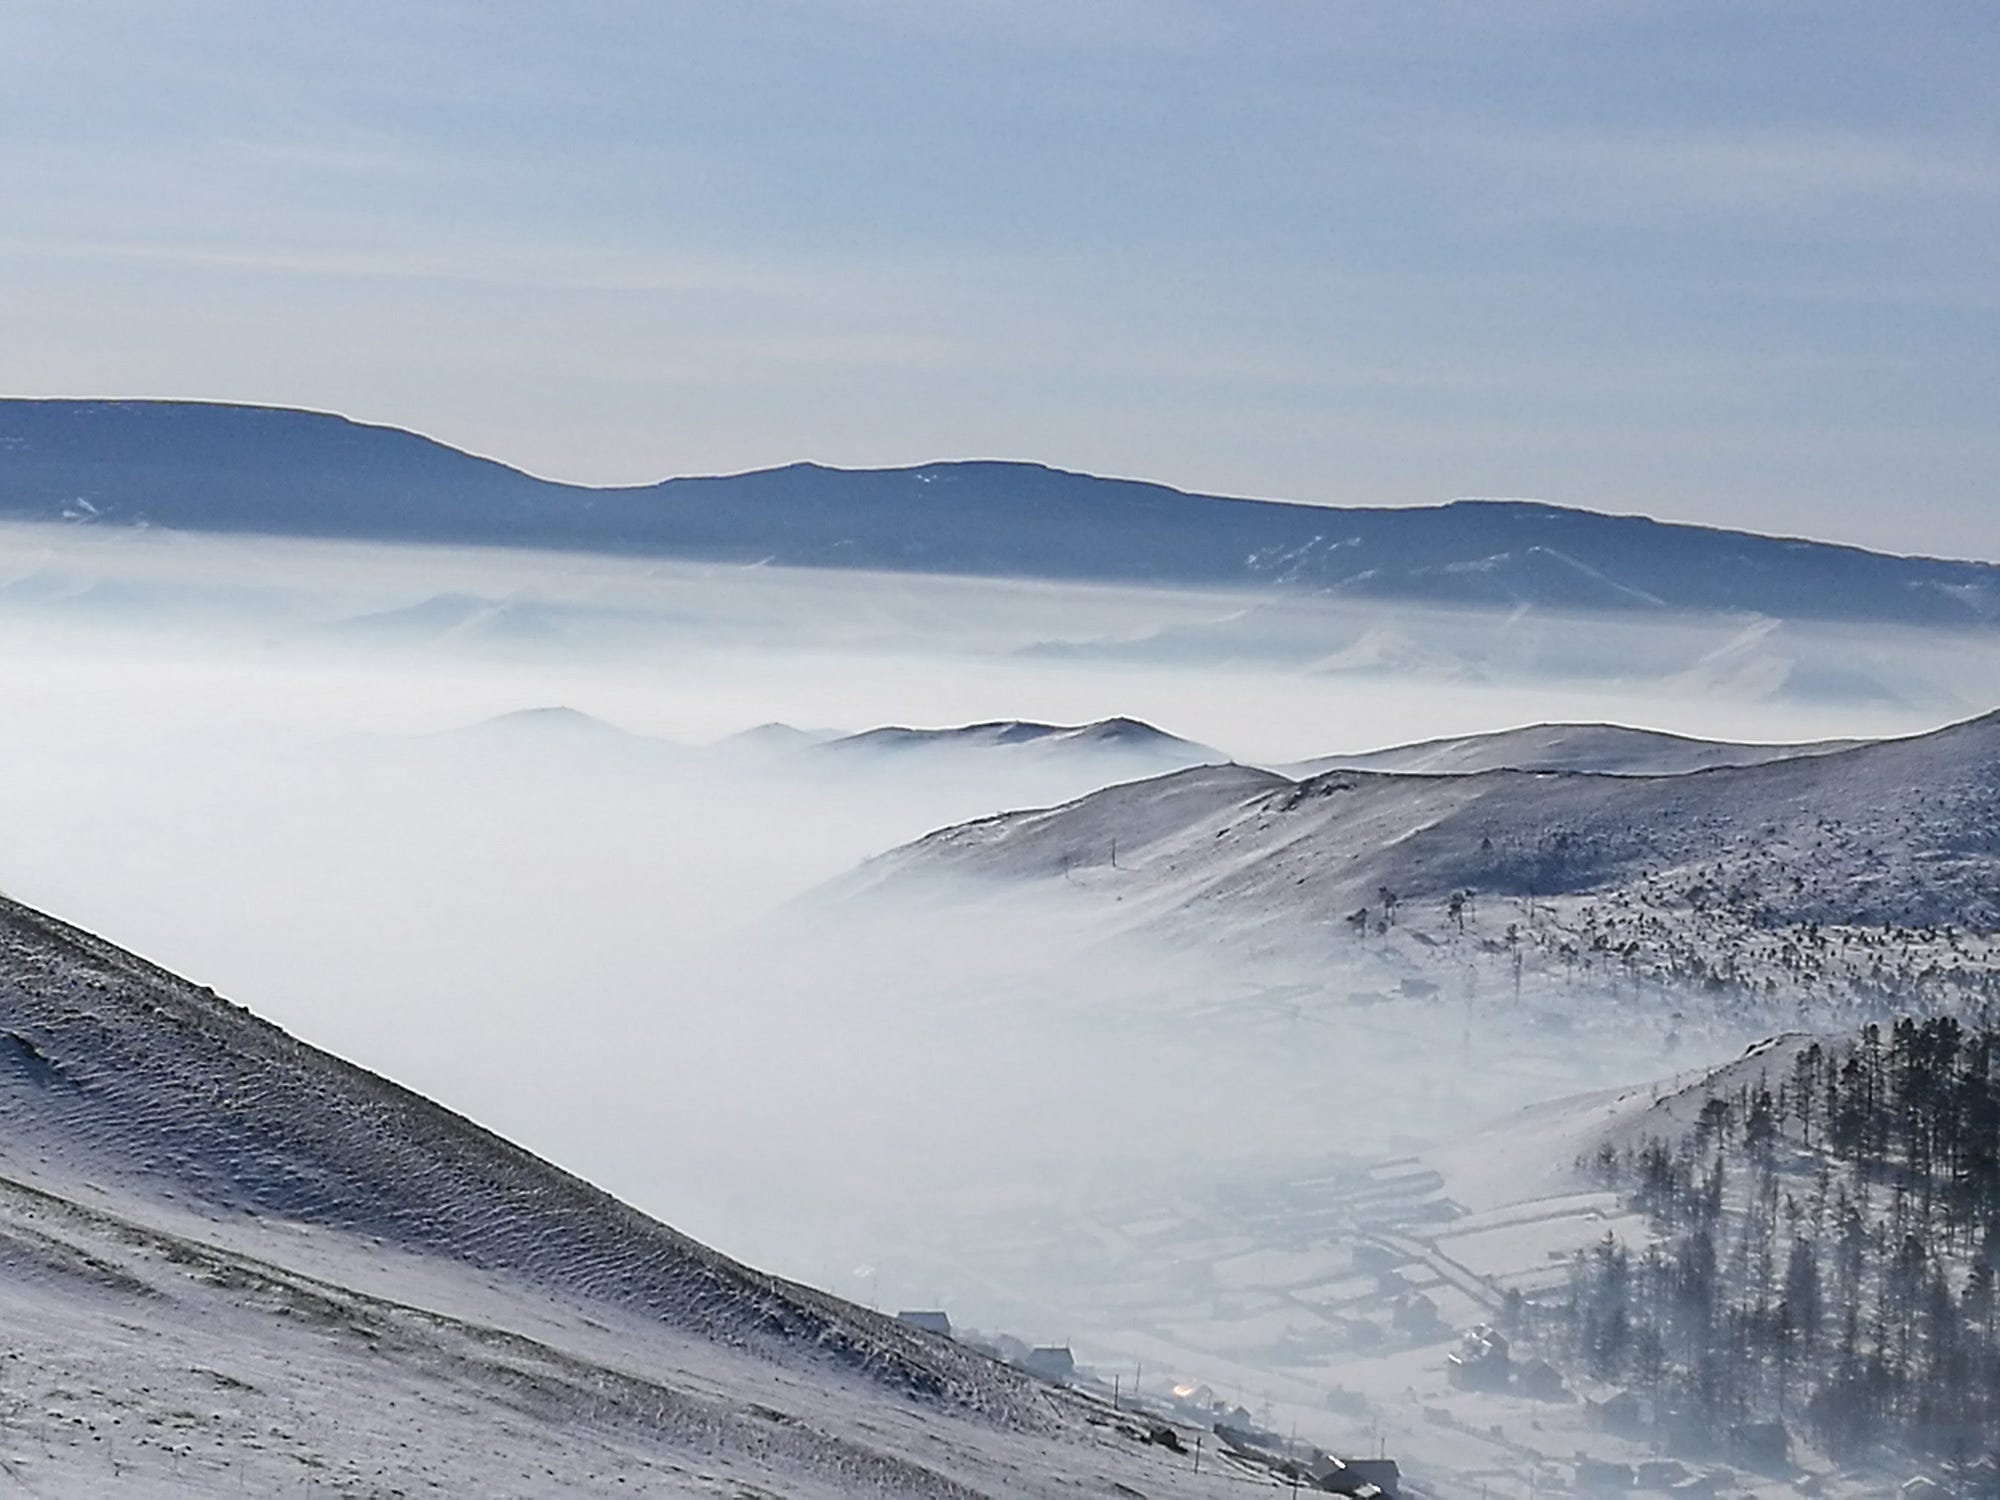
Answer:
4;2;1996;557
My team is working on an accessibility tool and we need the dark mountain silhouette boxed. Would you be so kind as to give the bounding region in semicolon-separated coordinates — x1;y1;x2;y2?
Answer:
4;398;1996;626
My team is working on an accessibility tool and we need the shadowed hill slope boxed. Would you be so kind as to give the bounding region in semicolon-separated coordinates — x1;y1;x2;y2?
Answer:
6;399;2000;626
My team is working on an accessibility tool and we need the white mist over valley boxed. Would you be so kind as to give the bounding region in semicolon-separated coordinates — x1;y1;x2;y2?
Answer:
7;7;1999;1485
3;433;2000;1494
4;513;1992;1414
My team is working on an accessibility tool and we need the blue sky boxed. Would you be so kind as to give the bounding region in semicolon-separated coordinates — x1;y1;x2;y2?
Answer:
4;2;1996;556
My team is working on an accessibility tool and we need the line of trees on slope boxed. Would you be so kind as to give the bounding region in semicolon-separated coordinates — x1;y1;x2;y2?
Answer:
1528;1018;2000;1465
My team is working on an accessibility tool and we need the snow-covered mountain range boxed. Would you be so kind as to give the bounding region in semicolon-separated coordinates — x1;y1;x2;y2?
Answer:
429;707;1222;779
797;717;1223;775
844;710;2000;1012
6;399;2000;627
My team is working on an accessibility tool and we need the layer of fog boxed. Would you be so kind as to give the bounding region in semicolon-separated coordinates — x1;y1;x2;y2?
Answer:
1;518;1995;1341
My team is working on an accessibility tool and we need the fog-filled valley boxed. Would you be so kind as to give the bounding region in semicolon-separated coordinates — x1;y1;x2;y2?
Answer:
14;0;2000;1488
5;512;2000;1493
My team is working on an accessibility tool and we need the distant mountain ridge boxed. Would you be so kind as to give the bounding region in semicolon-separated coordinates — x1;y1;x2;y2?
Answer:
853;709;2000;949
1281;721;1859;778
435;707;1861;785
427;707;1224;782
4;398;1998;626
434;707;1205;753
822;716;1219;763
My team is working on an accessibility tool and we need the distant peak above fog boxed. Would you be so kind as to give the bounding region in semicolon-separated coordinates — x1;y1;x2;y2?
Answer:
438;707;1873;786
412;709;1223;774
742;715;1223;767
825;716;1208;756
3;398;1996;628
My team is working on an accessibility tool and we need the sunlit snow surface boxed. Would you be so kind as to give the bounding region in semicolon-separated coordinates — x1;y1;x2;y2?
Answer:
0;897;1277;1498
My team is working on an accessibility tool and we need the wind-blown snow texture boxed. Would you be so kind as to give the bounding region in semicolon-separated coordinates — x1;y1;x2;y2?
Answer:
7;398;2000;626
0;893;1254;1496
0;895;1011;1398
1281;721;1857;778
861;711;2000;938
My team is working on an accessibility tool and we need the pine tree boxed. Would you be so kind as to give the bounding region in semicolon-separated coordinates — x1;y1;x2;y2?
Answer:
1783;1237;1822;1354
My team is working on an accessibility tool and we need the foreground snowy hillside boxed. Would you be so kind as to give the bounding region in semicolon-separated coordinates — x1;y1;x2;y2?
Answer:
0;894;1279;1497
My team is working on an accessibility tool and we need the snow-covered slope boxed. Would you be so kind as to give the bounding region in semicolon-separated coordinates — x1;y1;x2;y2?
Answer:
0;894;1253;1496
1423;1035;1816;1215
852;710;2000;946
1282;721;1857;778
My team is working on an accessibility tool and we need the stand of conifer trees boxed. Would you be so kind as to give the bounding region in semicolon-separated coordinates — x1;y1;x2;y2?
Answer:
1538;1019;2000;1464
